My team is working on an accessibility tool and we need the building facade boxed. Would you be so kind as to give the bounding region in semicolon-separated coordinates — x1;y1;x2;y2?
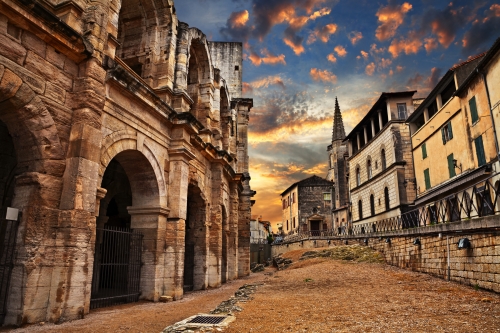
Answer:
326;98;349;232
407;53;497;212
0;0;253;325
344;92;417;227
250;215;270;243
281;175;333;234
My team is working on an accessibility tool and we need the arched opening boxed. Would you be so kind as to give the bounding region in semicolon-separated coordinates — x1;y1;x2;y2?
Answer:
370;194;375;216
0;120;16;210
92;149;160;309
221;206;228;284
220;87;231;151
184;184;207;291
384;187;390;211
381;149;386;170
358;200;363;220
356;167;360;186
367;159;372;179
187;47;201;120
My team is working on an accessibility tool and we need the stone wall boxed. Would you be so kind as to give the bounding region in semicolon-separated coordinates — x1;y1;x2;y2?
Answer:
272;216;500;293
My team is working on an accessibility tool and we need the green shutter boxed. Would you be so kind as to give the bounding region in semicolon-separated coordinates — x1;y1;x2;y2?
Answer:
424;168;431;190
447;154;456;178
469;96;478;124
441;128;446;144
475;136;486;166
447;122;453;140
422;143;427;159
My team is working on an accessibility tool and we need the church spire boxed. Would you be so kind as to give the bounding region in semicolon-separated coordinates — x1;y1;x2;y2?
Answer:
332;97;346;142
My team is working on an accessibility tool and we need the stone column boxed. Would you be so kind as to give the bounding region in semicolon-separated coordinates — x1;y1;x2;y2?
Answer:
424;108;430;122
386;101;392;121
164;147;195;299
378;110;383;129
356;133;360;150
363;126;368;144
371;118;376;137
128;205;170;301
208;163;223;288
227;182;239;280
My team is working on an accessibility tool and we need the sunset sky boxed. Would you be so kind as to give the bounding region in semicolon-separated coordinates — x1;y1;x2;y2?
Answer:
176;0;500;230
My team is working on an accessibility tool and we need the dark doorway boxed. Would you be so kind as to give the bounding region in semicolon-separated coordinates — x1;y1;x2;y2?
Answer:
310;220;321;236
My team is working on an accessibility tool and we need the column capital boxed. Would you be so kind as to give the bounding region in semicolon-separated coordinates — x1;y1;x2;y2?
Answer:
168;147;196;162
127;205;170;217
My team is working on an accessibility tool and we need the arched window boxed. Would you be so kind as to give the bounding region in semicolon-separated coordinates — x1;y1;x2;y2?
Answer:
356;168;361;186
384;187;390;211
381;149;386;170
367;160;372;179
286;220;289;230
370;194;375;216
358;200;363;219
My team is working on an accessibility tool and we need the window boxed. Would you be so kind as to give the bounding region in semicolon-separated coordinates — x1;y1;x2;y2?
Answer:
235;65;239;71
292;192;295;203
424;168;431;190
286;220;289;230
441;80;456;105
293;217;296;228
397;103;407;120
356;168;360;186
447;153;456;178
469;96;478;124
323;193;331;201
370;195;375;216
358;200;363;219
384;187;390;211
475;135;486;166
367;160;372;179
381;149;386;170
441;122;453;144
422;143;427;159
428;100;438;119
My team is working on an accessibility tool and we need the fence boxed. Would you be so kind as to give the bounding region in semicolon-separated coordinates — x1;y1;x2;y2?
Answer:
280;172;500;243
0;217;18;325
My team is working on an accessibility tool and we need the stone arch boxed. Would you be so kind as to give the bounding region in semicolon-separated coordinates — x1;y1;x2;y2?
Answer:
112;0;176;86
99;133;167;208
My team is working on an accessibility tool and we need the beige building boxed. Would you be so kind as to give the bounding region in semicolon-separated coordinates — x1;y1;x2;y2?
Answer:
250;215;270;243
281;175;333;235
407;49;498;215
344;92;417;228
0;0;253;325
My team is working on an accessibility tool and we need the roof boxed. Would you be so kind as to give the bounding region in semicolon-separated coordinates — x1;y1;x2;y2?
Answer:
280;175;333;196
344;91;416;141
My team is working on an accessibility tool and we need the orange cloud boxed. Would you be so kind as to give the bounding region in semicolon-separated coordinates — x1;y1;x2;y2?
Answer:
327;53;337;63
242;82;252;95
396;65;404;72
389;69;394;76
229;10;249;28
379;58;392;68
248;48;286;66
388;33;423;58
283;37;305;55
356;50;369;60
307;23;338;44
249;75;286;89
424;37;438;53
491;4;500;17
310;68;337;83
375;2;412;41
349;31;363;45
370;43;385;54
365;62;375;76
334;45;347;57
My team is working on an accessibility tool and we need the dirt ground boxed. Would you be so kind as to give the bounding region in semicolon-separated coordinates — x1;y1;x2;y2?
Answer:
4;246;500;332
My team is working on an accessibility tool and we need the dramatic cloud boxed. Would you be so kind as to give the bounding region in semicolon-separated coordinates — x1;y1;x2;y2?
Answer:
375;2;412;41
421;3;469;48
365;62;376;76
424;37;438;53
349;31;363;45
228;9;249;28
248;48;286;66
356;50;369;60
249;75;286;89
310;68;337;83
307;23;338;44
379;58;392;68
406;67;443;96
327;53;337;62
334;45;347;57
462;4;500;52
388;32;423;57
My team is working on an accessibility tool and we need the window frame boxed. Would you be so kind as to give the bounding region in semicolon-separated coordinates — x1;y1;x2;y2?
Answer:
397;103;408;120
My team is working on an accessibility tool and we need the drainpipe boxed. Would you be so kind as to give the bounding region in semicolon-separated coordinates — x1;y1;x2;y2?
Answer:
481;70;500;167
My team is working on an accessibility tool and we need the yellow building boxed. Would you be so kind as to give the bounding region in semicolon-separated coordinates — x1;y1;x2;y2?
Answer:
407;49;498;214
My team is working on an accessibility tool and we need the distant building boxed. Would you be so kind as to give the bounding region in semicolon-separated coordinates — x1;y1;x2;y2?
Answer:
326;98;350;232
281;175;334;234
344;92;417;229
250;215;270;243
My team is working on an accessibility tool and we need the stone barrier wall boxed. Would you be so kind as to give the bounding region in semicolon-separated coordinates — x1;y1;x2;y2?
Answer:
272;216;500;293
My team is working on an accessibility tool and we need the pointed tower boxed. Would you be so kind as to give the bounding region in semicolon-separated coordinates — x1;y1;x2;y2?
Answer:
326;97;349;231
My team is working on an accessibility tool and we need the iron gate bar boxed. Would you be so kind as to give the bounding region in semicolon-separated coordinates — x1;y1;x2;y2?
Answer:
90;226;143;310
0;217;19;325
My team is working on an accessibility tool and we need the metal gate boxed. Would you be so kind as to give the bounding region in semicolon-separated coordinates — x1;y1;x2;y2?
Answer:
90;226;143;309
0;217;19;325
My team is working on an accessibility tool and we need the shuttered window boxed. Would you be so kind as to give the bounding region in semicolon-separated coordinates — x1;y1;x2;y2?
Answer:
475;135;486;166
424;168;431;190
447;154;456;178
469;96;478;124
441;122;453;144
422;143;427;159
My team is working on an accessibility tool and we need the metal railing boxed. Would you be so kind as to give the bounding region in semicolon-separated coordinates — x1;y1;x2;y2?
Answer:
279;172;500;243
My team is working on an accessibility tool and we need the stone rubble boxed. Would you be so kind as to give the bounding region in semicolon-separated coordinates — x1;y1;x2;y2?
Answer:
272;254;293;270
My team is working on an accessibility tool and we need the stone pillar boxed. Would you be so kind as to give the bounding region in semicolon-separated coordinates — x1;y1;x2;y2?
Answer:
386;101;392;121
356;133;360;150
227;182;239;280
208;163;223;288
174;22;190;92
363;126;368;144
378;110;383;129
128;205;169;301
424;108;430;122
238;183;252;277
165;146;195;299
371;118;376;137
